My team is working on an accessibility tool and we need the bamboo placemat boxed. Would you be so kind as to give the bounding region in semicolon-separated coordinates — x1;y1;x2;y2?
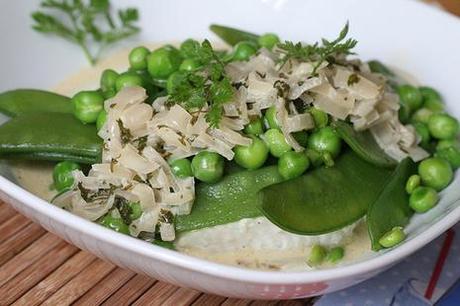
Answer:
0;201;315;305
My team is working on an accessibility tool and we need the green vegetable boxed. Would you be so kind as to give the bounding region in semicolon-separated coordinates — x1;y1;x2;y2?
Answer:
261;150;393;235
244;117;265;136
175;165;284;232
115;72;145;92
1;151;98;164
96;110;107;131
413;122;431;148
179;39;201;58
398;102;411;124
234;136;269;170
378;226;405;248
307;126;342;158
179;59;200;71
0;113;101;164
367;158;416;250
420;86;444;112
191;151;224;183
0;89;72;117
100;215;129;234
278;151;310;180
307;245;327;266
367;60;395;77
277;22;357;73
209;24;259;46
428;113;459;140
129;46;150;70
418;157;453;191
147;46;183;79
309;107;329;129
405;174;421;194
31;0;140;65
72;90;104;124
333;121;396;168
264;107;280;129
169;158;193;178
327;247;345;263
53;161;80;192
397;85;423;113
258;33;280;50
435;140;460;169
293;131;309;147
411;108;433;125
409;186;439;213
263;128;291;157
129;202;143;220
100;69;119;99
231;41;257;61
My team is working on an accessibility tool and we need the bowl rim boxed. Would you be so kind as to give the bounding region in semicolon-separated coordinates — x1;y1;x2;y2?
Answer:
1;174;459;284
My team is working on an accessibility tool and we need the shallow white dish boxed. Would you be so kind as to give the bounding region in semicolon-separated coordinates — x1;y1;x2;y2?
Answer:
1;0;460;299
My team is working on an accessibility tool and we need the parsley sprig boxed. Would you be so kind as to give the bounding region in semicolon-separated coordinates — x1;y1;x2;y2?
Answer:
31;0;140;65
277;22;357;74
168;40;234;128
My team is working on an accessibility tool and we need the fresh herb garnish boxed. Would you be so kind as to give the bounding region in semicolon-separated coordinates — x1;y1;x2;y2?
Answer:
113;195;133;225
117;119;133;144
347;73;360;86
31;0;140;65
277;22;357;74
167;40;234;128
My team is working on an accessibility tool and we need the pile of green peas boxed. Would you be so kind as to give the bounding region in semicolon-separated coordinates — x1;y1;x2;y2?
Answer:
397;85;459;215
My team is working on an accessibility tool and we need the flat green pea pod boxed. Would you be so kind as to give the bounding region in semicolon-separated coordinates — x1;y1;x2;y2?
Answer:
332;121;397;168
0;89;72;117
260;150;393;235
175;165;284;233
209;24;259;46
0;113;102;164
367;158;417;250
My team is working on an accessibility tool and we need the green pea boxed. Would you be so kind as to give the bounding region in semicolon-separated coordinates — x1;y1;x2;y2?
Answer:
257;33;280;50
166;71;187;95
232;41;257;61
413;122;431;148
436;139;460;151
409;186;439;213
405;174;421;194
398;102;411;124
411;108;433;124
428;113;459;140
307;244;327;266
293;131;308;147
100;69;119;99
96;110;107;131
397;84;423;113
147;46;183;79
234;136;269;170
53;161;80;192
129;202;143;220
100;215;130;234
278;151;310;180
179;58;200;71
115;72;145;92
169;158;193;178
418;157;453;191
263;129;292;158
307;127;342;158
305;149;323;167
379;226;405;248
309;107;329;129
264;106;279;129
244;117;265;136
420;86;444;112
129;46;150;70
72;90;104;124
180;39;201;59
191;151;224;183
435;143;460;169
326;247;345;263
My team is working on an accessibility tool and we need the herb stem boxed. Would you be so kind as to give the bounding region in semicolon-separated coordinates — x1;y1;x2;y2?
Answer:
79;42;95;65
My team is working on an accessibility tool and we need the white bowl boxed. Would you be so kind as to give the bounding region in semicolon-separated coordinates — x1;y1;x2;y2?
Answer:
1;0;459;299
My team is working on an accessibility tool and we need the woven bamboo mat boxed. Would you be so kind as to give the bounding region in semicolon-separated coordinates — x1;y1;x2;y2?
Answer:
0;201;315;305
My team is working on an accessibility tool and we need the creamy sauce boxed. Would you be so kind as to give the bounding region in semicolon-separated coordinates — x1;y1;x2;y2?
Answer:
10;44;372;271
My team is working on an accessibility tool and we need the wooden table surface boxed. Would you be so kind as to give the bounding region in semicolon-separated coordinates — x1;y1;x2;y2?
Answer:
2;2;459;306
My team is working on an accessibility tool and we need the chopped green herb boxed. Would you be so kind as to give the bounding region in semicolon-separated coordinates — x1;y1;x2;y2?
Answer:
347;73;360;86
117;119;133;144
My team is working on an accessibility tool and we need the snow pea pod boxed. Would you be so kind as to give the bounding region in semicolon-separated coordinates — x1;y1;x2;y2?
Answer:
0;113;101;164
367;157;416;250
0;152;98;164
209;24;259;46
175;165;284;233
0;89;72;117
260;150;393;235
333;121;397;168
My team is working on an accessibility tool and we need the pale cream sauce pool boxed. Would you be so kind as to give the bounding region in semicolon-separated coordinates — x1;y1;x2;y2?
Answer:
11;45;372;271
